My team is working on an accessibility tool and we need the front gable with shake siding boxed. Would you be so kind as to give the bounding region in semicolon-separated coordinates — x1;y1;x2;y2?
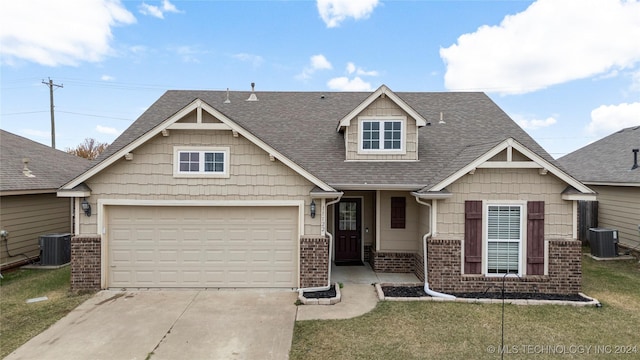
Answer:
59;85;595;294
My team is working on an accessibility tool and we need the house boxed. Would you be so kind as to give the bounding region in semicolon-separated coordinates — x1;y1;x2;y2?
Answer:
59;85;595;295
0;130;90;269
558;125;640;254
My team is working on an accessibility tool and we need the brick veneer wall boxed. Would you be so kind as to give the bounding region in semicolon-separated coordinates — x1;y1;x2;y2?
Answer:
71;235;101;291
370;251;415;273
426;238;582;295
299;236;329;288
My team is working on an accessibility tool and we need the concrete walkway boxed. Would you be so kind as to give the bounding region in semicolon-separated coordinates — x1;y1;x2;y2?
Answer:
5;289;298;360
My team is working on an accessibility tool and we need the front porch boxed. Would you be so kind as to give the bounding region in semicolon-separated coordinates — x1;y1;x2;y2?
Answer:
331;262;420;285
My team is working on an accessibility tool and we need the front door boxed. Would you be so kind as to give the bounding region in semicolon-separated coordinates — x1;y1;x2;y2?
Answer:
335;198;361;263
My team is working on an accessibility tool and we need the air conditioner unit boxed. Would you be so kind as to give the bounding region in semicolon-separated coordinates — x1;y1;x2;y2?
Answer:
39;233;71;266
588;228;618;258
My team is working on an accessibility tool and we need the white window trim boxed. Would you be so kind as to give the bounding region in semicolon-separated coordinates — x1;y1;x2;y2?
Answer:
357;116;406;155
173;146;230;178
482;200;527;277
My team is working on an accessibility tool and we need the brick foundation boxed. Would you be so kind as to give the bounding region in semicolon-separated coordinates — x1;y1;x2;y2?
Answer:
299;236;329;288
71;235;101;291
426;238;582;295
370;251;416;273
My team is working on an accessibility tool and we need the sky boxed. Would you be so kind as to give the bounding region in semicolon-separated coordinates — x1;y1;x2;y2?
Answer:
1;0;639;159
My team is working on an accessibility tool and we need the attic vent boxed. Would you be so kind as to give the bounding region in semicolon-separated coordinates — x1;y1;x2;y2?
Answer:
439;112;446;124
22;158;35;177
246;82;258;101
632;149;639;170
224;88;231;104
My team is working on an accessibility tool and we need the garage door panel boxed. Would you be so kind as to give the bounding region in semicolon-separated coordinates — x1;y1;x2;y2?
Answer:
108;206;298;288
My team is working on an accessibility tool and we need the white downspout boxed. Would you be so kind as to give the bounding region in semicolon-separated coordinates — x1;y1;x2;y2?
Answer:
414;196;456;299
298;195;342;293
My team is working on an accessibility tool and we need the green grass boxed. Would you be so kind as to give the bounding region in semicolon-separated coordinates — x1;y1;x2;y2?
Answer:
290;254;640;360
0;267;95;358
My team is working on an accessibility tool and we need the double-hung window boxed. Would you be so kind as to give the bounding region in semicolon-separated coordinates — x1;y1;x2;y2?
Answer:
174;147;229;177
359;117;404;152
486;204;522;275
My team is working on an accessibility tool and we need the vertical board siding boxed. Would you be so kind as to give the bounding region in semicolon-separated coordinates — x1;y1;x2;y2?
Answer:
591;185;640;249
0;194;71;266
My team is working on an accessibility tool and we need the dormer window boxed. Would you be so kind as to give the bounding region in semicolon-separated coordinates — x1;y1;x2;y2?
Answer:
358;116;405;154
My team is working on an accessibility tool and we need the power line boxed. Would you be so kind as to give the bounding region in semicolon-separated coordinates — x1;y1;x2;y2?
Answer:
42;78;63;148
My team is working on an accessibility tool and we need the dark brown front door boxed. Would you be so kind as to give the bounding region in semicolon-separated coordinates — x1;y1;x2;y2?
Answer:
335;198;361;263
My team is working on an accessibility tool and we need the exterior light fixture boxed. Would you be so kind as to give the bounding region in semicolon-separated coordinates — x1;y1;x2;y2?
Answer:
81;199;92;217
310;200;316;218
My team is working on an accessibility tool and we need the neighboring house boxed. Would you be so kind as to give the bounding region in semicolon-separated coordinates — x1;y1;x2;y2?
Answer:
0;130;91;269
558;125;640;253
60;85;595;295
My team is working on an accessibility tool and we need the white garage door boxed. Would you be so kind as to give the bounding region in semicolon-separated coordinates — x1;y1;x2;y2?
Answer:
107;206;298;288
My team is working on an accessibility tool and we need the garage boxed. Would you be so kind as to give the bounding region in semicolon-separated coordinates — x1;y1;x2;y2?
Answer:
107;205;299;288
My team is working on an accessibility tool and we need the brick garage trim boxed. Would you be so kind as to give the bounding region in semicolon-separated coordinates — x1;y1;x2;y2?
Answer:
299;236;329;288
426;238;582;295
71;235;101;291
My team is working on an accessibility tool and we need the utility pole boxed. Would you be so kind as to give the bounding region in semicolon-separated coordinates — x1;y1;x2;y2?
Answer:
42;78;63;148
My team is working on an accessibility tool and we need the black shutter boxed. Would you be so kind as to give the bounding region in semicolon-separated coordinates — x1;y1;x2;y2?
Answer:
391;197;406;229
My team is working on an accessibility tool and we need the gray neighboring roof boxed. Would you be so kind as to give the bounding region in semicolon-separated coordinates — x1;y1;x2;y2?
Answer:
90;89;557;190
557;125;640;185
0;130;91;193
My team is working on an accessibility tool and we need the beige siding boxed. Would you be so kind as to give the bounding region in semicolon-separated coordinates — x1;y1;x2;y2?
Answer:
379;191;420;252
591;185;640;249
436;168;573;240
0;194;72;266
344;97;418;161
81;130;320;235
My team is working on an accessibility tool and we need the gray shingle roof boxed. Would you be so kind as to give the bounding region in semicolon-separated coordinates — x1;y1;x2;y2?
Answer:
92;89;557;190
0;130;91;193
557;125;640;184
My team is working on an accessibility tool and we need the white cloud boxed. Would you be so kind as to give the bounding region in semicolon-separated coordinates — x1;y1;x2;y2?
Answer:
440;0;640;95
0;0;136;66
101;75;115;81
327;76;372;91
173;46;202;63
317;0;379;28
233;53;264;68
139;0;181;19
96;125;120;135
346;62;378;76
297;54;333;80
586;102;640;137
514;115;557;130
630;70;640;92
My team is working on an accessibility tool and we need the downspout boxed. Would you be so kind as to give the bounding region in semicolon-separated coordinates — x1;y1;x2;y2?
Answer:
298;195;343;292
414;196;456;299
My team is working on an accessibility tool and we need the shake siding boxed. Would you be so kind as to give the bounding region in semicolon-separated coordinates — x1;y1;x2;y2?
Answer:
82;130;320;235
345;97;418;161
436;168;573;240
591;185;640;249
0;194;72;266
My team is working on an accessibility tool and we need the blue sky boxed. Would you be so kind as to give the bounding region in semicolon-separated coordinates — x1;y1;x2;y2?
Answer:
1;0;639;158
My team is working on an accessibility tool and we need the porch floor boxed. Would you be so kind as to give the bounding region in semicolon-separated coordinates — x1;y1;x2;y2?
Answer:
331;262;420;285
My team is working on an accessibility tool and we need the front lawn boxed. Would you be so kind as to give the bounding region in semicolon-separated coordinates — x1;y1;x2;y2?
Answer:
0;267;94;358
290;254;640;359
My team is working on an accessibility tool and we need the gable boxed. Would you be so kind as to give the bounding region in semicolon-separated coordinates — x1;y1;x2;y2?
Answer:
60;98;335;192
421;138;595;197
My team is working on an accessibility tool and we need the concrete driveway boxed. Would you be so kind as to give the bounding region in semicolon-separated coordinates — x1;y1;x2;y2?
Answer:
5;289;298;360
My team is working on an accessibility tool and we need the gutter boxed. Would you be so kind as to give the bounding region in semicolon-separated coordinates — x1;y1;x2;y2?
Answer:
298;194;343;293
413;196;456;299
